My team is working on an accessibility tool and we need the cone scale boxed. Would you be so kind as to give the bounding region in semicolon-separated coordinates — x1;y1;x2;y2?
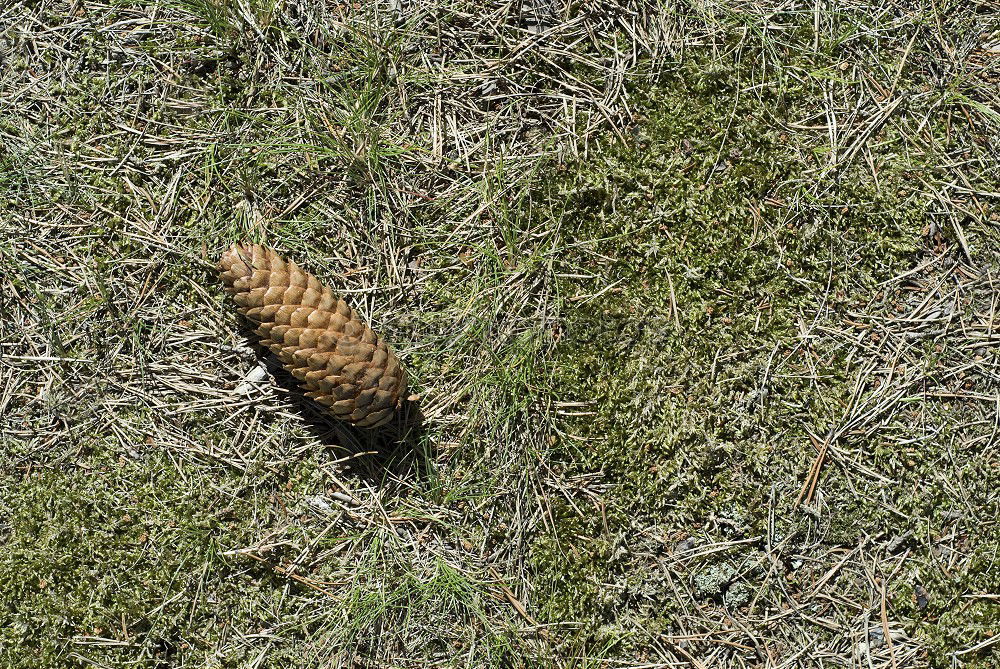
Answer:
218;244;407;428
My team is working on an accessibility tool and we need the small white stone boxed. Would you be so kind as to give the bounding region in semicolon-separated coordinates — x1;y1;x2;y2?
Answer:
235;364;269;394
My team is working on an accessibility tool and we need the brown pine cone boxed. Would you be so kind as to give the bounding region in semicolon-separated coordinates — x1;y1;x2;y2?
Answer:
218;244;408;428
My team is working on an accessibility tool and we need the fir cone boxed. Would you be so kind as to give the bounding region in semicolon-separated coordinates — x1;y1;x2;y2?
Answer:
218;244;407;428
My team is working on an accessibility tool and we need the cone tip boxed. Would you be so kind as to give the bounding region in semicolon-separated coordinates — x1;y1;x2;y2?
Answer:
219;243;264;275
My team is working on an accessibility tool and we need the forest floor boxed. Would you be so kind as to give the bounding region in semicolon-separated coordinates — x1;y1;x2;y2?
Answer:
2;1;999;667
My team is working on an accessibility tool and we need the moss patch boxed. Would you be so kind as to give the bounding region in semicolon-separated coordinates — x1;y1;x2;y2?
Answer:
529;55;997;663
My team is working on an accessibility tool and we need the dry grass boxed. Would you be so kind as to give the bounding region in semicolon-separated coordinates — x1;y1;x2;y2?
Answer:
2;0;999;667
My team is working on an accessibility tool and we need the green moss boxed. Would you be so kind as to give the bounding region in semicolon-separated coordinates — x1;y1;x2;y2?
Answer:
547;73;923;510
0;449;254;666
525;49;996;659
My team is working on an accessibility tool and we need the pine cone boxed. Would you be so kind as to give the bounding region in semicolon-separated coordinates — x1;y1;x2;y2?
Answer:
218;244;408;428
